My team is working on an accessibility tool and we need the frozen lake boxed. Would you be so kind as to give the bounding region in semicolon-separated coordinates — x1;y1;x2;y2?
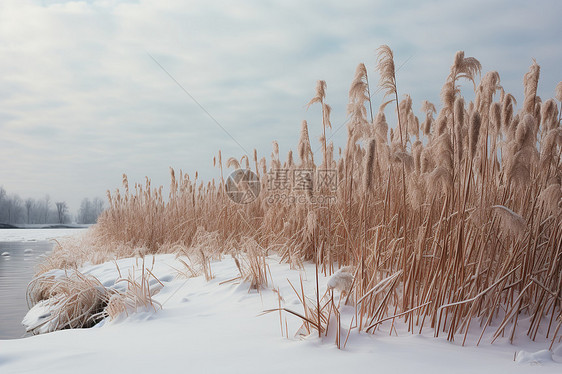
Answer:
0;228;87;339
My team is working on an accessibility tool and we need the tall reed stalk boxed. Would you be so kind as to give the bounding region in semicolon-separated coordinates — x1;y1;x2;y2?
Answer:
41;47;562;348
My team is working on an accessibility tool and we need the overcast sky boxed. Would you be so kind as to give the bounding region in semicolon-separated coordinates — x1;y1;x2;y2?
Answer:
1;0;561;213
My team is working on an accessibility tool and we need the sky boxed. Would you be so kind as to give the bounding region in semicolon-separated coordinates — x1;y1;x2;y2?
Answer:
1;0;561;214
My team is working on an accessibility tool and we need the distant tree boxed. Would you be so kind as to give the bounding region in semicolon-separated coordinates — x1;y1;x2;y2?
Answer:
1;194;23;224
0;188;81;225
6;198;13;223
0;187;6;223
43;195;51;224
11;195;23;224
55;201;68;224
30;198;44;224
92;197;105;217
77;197;105;224
25;198;34;224
78;198;92;224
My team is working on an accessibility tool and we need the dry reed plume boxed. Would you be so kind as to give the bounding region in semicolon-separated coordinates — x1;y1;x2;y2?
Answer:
35;47;562;349
27;246;162;333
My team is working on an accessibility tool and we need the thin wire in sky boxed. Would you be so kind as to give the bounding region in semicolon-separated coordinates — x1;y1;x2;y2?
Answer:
147;51;250;156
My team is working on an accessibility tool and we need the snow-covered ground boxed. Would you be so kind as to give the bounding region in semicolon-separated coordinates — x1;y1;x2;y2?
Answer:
0;228;87;242
1;249;560;373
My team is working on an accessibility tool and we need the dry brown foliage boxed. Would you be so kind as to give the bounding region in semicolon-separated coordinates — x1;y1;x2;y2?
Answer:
39;47;562;348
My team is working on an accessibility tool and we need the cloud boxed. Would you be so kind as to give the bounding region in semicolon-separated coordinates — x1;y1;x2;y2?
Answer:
0;0;561;212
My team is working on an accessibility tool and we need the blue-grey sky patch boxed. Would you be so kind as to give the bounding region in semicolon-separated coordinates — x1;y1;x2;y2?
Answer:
1;0;562;214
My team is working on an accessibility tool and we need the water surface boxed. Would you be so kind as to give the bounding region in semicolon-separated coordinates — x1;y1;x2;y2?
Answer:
0;229;86;339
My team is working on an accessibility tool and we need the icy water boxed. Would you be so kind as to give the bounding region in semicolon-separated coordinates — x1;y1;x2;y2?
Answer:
0;229;86;339
0;240;53;339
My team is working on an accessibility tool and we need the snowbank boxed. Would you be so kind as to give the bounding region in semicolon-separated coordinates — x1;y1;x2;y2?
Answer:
1;254;560;374
0;228;88;242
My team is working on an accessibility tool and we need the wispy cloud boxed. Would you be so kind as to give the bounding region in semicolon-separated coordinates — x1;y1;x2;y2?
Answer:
1;0;561;212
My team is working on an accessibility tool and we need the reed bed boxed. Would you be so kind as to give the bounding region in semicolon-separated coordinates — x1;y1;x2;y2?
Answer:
38;46;561;347
26;256;162;334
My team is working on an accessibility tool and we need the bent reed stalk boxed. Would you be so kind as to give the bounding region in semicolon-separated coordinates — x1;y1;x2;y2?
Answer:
37;47;562;347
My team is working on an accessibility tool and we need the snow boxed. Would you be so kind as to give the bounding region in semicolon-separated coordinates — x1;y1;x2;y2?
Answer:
0;230;560;373
0;251;560;374
0;228;87;242
326;265;354;292
515;349;554;365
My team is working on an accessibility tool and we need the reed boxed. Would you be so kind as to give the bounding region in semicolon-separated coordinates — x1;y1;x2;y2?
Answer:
35;47;562;349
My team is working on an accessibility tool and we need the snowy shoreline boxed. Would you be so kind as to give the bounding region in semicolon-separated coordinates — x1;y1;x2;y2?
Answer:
1;252;560;373
0;228;88;243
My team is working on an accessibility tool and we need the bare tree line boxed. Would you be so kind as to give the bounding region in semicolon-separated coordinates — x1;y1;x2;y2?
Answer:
0;186;104;225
